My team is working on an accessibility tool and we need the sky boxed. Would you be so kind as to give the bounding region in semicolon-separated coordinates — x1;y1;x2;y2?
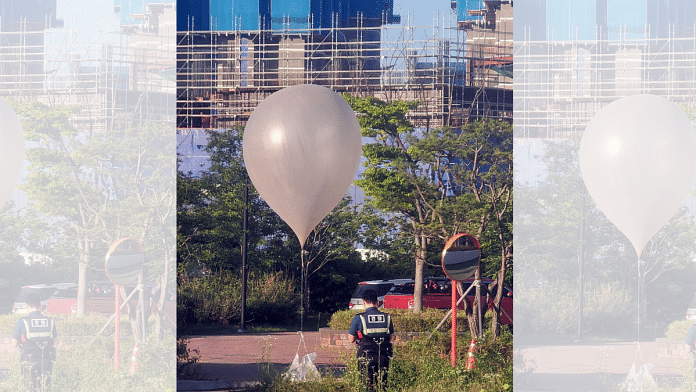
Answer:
395;0;459;28
56;0;459;33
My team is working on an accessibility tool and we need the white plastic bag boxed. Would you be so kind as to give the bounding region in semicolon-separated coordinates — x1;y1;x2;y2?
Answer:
284;352;320;382
620;363;656;392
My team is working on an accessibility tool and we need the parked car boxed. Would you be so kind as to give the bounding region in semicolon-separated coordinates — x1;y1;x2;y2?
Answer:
383;276;513;325
12;283;76;314
686;293;696;320
348;279;413;310
46;281;174;315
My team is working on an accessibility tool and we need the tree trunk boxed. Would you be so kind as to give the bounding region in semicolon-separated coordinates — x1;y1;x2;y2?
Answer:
459;280;479;338
126;274;147;343
76;238;89;317
413;234;427;313
490;247;507;340
154;253;173;342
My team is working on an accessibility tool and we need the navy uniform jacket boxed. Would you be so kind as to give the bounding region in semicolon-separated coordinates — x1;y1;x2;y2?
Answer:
13;311;57;354
349;306;394;355
686;323;696;353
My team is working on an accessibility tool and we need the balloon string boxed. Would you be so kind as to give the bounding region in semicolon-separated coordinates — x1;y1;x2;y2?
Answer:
637;258;641;342
300;245;305;333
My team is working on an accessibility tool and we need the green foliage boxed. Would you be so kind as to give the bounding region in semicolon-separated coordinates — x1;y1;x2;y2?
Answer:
5;100;175;319
47;335;175;391
0;313;128;339
308;253;406;314
665;319;694;340
176;337;201;380
328;308;470;333
178;127;309;275
177;127;416;317
344;94;513;318
515;280;637;338
177;271;298;327
385;331;512;391
515;138;696;340
248;329;512;392
2;316;175;391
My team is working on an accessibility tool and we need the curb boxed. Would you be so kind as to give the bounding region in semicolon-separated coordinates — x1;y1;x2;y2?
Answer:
177;380;260;391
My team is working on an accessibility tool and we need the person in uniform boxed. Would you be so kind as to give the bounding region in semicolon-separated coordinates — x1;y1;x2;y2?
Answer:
12;293;57;392
349;289;394;391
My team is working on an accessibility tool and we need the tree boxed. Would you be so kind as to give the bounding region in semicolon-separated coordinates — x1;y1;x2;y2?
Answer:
515;138;696;338
13;101;107;317
177;128;284;277
11;101;175;339
345;95;513;333
177;127;417;321
453;120;513;338
105;123;176;341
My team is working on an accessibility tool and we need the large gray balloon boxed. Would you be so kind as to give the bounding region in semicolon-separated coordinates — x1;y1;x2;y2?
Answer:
243;84;362;246
579;94;696;258
0;98;25;207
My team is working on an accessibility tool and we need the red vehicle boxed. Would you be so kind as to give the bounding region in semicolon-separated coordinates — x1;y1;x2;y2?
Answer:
46;281;175;328
383;277;513;325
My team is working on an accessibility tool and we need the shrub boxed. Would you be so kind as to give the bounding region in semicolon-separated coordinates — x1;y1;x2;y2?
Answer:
515;279;634;337
0;313;131;339
46;334;176;391
250;329;513;392
329;308;472;333
666;318;695;340
177;270;298;327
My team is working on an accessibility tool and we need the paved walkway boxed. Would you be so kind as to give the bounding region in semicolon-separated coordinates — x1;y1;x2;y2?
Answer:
515;341;692;392
178;331;352;391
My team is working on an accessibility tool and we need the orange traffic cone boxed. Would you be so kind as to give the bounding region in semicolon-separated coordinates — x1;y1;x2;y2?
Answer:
129;343;140;374
465;338;477;370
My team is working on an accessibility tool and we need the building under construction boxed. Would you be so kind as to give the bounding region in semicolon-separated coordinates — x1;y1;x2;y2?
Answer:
515;34;696;139
176;0;512;131
0;0;175;133
514;0;696;138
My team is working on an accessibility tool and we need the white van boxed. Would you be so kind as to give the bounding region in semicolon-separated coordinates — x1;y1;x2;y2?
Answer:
12;283;75;314
348;279;412;310
686;293;696;320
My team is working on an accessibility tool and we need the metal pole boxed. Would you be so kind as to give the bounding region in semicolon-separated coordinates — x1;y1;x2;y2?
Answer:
241;181;249;332
577;193;585;342
139;272;146;343
475;267;482;339
114;284;121;371
451;279;457;367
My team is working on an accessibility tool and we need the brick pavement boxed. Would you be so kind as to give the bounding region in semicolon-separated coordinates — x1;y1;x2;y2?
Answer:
515;341;692;391
181;331;352;386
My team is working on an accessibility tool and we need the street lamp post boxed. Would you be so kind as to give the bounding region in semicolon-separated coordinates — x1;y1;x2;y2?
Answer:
576;193;585;342
240;180;249;332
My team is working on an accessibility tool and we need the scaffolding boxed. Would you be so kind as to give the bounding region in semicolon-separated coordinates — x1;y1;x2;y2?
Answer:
176;13;512;131
514;30;696;138
0;15;175;133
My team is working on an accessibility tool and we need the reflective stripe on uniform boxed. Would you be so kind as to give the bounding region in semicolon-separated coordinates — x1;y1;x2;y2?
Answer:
359;313;391;336
22;318;55;340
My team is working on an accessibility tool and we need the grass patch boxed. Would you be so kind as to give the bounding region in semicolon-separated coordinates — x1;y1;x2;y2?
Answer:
3;335;175;391
1;313;175;391
178;312;331;336
178;271;298;328
245;329;513;392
